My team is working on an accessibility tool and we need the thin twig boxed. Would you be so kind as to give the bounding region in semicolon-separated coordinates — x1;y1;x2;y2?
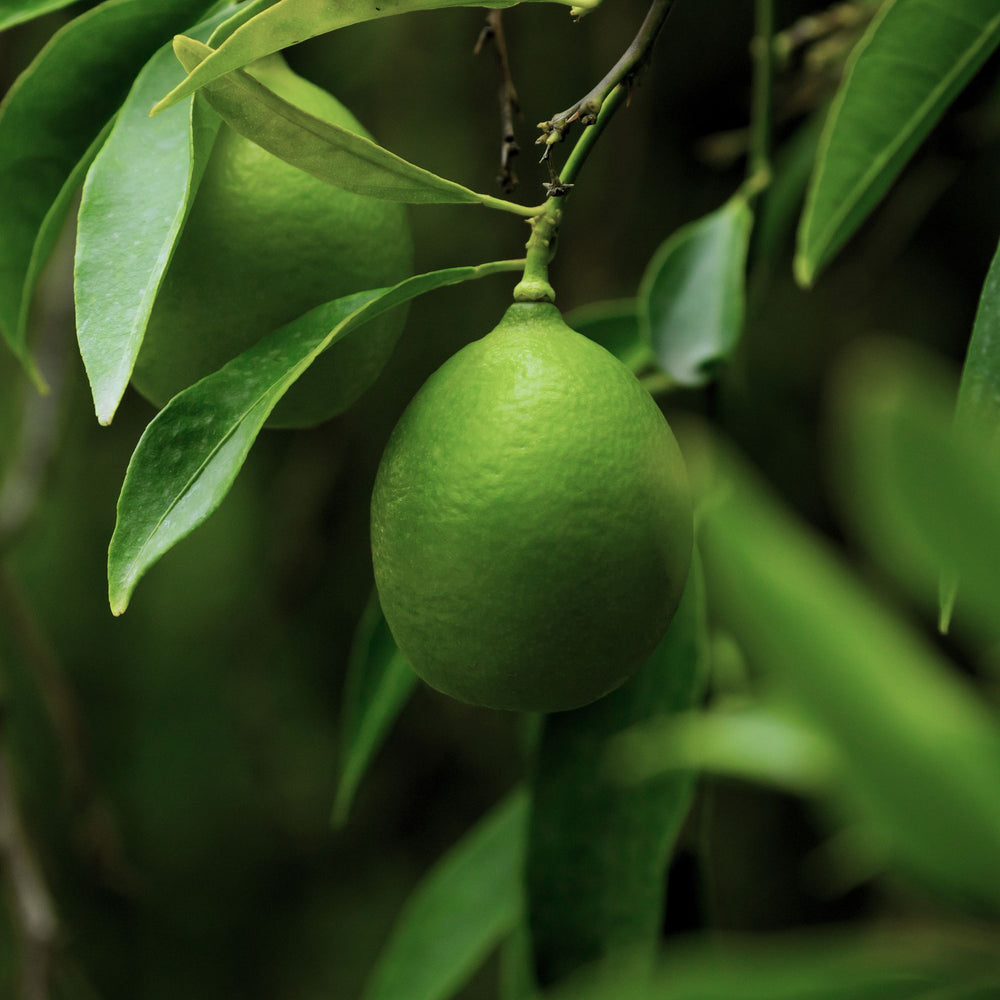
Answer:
0;713;59;1000
536;0;676;158
475;11;522;193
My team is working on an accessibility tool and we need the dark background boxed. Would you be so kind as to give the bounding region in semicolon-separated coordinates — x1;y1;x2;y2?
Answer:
1;1;999;996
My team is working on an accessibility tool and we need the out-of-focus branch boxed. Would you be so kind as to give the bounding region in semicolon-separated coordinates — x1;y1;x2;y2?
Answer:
475;11;521;192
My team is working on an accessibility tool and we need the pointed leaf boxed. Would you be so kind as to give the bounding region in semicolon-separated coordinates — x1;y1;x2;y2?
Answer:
171;36;533;214
526;558;708;988
107;260;523;615
151;0;601;114
0;0;215;374
639;195;752;387
795;0;1000;286
362;789;528;1000
565;299;652;373
697;433;1000;910
0;0;83;31
74;8;241;425
332;592;417;826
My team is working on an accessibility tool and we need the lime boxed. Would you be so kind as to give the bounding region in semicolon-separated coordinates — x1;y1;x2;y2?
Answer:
132;56;413;428
370;302;693;712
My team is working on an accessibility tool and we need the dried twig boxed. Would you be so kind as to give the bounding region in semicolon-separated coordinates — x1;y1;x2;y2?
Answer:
475;11;522;193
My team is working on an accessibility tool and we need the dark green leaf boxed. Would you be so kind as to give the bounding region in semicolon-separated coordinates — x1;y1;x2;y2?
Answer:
73;8;241;426
0;0;82;31
151;0;601;114
332;592;417;827
170;36;535;215
795;0;1000;286
564;300;652;373
639;195;753;387
361;789;528;1000
107;260;523;615
526;557;708;987
0;0;214;376
696;432;1000;910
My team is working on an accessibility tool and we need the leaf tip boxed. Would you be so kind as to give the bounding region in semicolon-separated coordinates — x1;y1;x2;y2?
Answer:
793;253;815;289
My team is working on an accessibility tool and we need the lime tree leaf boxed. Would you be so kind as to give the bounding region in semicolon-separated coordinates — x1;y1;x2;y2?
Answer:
107;259;523;615
0;0;214;377
696;434;1000;910
171;36;535;215
332;592;417;827
639;195;753;387
0;0;83;31
361;789;528;1000
565;300;652;373
831;341;1000;655
151;0;601;114
795;0;1000;286
74;7;242;426
526;557;708;988
607;703;841;798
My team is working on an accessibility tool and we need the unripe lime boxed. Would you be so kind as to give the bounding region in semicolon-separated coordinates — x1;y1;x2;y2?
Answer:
370;302;693;713
131;56;413;428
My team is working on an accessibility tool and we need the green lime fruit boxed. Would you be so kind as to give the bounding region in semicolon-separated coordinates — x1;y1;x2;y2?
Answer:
370;301;693;713
131;56;413;428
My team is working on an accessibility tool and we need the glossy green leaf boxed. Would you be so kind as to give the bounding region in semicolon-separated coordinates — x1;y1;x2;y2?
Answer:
170;36;533;215
73;8;240;426
0;0;82;31
332;592;417;827
564;299;652;373
697;434;1000;910
362;789;528;1000
795;0;1000;286
831;341;1000;651
639;196;753;387
107;260;523;615
0;0;214;376
607;703;840;798
151;0;601;114
526;557;708;988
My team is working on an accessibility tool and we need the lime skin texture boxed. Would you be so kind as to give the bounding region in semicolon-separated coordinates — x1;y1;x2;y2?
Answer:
132;56;413;429
371;302;693;713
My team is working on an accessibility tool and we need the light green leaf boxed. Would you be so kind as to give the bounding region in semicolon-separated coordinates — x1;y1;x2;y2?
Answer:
107;260;523;615
639;195;753;387
151;0;601;114
362;789;528;1000
0;0;82;31
795;0;1000;286
170;36;535;215
696;432;1000;910
74;8;239;426
564;299;652;373
0;0;214;379
526;558;708;987
332;592;417;827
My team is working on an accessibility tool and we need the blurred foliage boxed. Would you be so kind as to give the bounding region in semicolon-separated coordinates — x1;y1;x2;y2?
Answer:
2;0;1000;998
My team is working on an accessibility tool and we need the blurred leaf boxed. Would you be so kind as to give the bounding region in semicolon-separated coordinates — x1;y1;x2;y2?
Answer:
607;703;840;797
0;0;215;378
564;300;652;373
107;259;523;615
151;0;601;114
795;0;1000;286
332;592;417;827
639;195;752;387
0;0;82;31
551;928;1000;1000
170;36;533;215
362;789;528;1000
526;556;708;987
831;341;1000;654
500;923;538;1000
696;432;1000;910
74;7;241;426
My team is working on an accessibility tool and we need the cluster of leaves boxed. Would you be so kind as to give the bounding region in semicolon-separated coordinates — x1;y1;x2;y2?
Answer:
3;0;1000;998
